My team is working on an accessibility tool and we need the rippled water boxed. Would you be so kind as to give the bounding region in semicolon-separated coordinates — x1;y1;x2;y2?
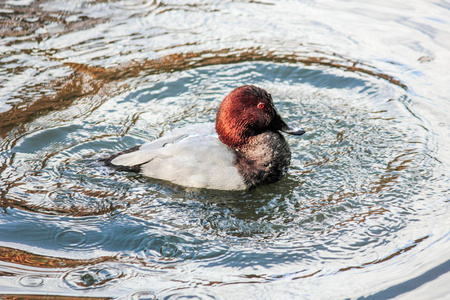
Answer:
1;0;450;298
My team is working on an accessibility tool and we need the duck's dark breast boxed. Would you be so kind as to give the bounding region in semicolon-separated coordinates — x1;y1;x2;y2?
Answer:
235;131;291;188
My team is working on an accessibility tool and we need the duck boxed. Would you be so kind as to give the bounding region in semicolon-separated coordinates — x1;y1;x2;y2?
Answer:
103;85;305;190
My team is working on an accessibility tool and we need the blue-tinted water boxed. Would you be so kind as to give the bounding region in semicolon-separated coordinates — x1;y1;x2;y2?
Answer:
1;0;449;298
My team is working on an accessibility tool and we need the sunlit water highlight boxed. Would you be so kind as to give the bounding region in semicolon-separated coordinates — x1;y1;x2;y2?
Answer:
1;0;449;299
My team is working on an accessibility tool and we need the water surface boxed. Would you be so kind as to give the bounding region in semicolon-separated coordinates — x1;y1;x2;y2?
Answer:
1;0;450;298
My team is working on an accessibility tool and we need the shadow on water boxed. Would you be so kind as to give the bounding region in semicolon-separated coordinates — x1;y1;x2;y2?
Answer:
362;258;450;299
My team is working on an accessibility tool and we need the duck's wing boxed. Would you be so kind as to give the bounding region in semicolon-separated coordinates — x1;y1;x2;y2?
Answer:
104;123;215;169
103;123;246;190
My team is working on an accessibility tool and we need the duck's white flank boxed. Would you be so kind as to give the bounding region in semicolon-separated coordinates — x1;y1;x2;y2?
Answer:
111;123;247;190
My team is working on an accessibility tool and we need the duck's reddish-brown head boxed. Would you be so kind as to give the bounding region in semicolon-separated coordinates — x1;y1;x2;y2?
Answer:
215;85;305;149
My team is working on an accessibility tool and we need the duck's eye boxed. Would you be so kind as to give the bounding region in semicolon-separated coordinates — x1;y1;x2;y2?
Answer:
257;103;265;109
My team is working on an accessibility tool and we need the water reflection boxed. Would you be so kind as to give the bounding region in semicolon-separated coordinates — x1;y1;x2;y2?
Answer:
0;61;433;270
1;0;449;298
0;245;114;268
0;47;405;138
0;1;105;39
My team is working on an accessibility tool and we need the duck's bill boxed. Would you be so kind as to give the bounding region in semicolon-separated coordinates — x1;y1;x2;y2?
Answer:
280;124;306;135
270;113;306;135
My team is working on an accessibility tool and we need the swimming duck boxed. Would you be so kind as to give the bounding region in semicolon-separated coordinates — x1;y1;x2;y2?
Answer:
103;85;305;190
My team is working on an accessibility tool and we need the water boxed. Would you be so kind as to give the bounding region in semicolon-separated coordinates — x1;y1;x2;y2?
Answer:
1;0;450;298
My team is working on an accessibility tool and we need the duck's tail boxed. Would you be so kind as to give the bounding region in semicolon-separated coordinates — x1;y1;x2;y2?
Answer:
101;145;142;172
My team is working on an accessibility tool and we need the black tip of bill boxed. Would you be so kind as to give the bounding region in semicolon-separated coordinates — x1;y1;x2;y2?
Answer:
281;124;306;136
